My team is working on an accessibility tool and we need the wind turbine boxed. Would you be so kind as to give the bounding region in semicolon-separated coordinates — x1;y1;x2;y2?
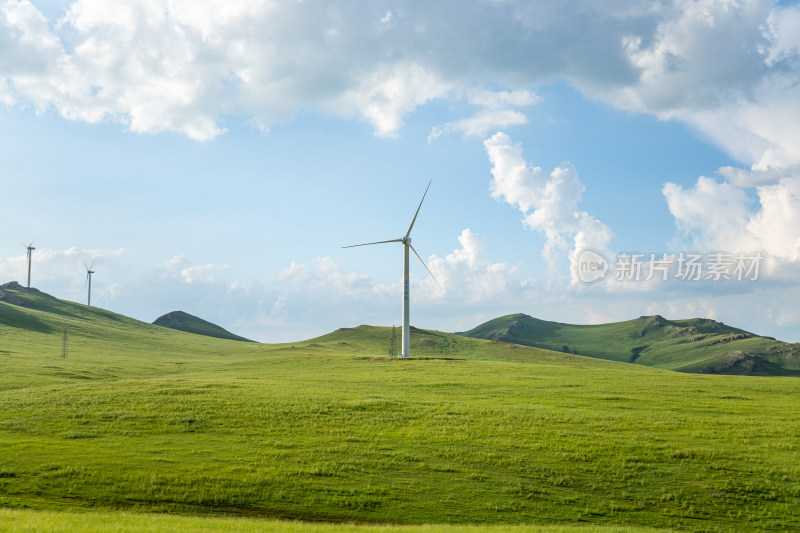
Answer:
344;180;439;358
85;262;95;306
19;232;39;288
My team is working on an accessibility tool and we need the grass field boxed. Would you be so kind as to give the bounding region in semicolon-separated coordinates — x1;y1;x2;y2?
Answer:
2;284;800;531
0;509;666;533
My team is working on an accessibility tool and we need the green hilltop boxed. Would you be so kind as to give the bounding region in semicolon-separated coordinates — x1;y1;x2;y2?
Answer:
153;310;254;342
2;282;800;531
457;313;800;376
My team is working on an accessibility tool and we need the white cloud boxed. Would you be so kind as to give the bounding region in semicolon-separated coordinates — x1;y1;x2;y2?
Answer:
484;131;613;278
332;61;452;137
748;178;800;262
763;3;800;66
429;109;527;141
663;170;800;263
279;256;379;296
429;88;539;141
717;164;800;187
606;0;800;171
0;0;798;171
662;177;757;252
180;263;229;284
425;228;518;302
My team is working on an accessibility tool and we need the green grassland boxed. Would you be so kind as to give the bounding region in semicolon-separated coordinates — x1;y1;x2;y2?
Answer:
2;284;800;531
457;313;800;375
0;509;664;533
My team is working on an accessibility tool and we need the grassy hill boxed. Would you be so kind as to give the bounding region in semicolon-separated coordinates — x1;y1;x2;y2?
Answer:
457;313;800;375
2;283;800;531
153;310;253;342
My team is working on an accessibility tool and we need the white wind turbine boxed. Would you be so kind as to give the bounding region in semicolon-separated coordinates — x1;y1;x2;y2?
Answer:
344;180;439;358
19;232;39;288
85;262;95;306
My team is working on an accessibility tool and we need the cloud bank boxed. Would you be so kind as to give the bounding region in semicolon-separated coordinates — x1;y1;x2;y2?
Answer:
0;0;797;171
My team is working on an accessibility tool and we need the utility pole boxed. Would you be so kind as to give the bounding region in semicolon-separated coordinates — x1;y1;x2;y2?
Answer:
389;325;397;357
61;329;68;359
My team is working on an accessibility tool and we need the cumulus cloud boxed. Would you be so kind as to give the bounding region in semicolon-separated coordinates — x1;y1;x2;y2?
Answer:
663;170;800;263
0;0;456;140
333;62;452;137
662;177;757;252
424;228;518;302
484;131;613;279
0;0;794;168
748;178;800;262
603;0;800;172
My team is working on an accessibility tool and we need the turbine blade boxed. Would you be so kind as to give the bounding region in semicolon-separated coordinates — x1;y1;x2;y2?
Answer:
342;238;403;248
29;231;40;247
409;244;441;288
405;180;432;238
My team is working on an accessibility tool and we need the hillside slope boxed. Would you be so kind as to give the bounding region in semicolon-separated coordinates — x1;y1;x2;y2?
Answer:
457;313;800;375
0;281;266;389
153;310;253;342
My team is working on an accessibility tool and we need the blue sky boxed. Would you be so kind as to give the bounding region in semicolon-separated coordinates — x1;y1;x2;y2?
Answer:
2;0;800;342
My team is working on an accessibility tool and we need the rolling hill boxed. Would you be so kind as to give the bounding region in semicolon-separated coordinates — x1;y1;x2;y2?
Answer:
153;310;254;342
3;282;800;531
457;313;800;375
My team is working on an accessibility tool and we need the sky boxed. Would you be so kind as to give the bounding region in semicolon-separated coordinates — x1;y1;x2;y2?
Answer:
2;0;800;343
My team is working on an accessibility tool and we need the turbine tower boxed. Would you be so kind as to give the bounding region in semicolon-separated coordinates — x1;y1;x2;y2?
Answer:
344;180;439;358
19;232;38;288
85;262;95;306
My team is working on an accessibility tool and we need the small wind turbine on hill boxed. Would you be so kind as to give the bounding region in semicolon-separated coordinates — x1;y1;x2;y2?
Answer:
19;232;39;288
344;180;439;358
85;262;95;306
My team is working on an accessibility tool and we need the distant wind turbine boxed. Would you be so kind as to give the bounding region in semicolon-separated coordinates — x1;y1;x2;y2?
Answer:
344;180;439;358
19;232;39;288
85;262;95;306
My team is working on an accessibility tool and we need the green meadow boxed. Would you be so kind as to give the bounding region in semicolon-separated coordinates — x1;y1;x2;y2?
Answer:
0;509;663;533
1;285;800;531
